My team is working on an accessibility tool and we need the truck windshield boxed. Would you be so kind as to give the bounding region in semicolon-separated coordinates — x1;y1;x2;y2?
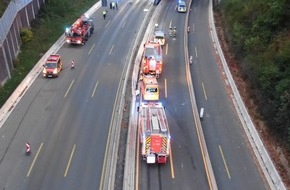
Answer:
45;62;57;68
146;88;158;93
145;47;157;58
155;36;164;39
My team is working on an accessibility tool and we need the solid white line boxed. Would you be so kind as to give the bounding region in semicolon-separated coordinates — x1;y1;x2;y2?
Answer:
166;43;169;55
122;21;126;28
105;20;110;28
202;82;207;100
64;144;76;177
219;145;231;179
195;46;198;58
165;79;168;98
92;81;99;98
109;44;114;55
64;80;74;98
27;143;43;177
88;44;95;55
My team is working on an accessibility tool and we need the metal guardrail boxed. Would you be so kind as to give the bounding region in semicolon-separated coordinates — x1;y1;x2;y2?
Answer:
0;0;32;44
208;0;286;189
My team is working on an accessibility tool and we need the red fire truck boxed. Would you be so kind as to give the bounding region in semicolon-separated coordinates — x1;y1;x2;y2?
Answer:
65;15;94;45
139;102;170;164
142;41;163;78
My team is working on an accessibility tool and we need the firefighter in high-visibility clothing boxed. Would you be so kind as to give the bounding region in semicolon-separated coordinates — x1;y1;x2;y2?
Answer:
102;10;107;20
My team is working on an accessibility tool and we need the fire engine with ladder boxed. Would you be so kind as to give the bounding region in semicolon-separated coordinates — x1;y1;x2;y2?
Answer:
142;41;163;78
139;102;170;164
65;15;94;45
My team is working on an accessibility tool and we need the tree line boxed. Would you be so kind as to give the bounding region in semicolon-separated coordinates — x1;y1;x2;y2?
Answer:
217;0;290;148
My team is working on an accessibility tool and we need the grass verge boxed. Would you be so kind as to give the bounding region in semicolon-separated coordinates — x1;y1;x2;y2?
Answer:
0;0;98;107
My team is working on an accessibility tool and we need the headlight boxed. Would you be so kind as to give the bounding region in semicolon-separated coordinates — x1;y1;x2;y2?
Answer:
66;39;70;43
43;69;47;74
77;40;81;44
53;68;58;74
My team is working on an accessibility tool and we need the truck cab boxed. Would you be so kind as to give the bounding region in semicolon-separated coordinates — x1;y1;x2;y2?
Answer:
141;75;159;101
42;54;63;78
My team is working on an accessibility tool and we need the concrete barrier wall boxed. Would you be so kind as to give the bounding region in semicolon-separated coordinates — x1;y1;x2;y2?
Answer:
0;0;45;86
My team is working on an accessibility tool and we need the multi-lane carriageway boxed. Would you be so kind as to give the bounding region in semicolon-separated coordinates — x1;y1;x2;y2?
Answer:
135;0;268;190
0;0;269;189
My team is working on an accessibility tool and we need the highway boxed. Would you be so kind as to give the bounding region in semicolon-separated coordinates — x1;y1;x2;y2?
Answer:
0;0;271;189
0;1;151;189
137;2;210;190
188;0;268;189
137;0;268;190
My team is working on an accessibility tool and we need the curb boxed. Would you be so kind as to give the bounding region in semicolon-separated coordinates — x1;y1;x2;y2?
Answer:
0;2;101;128
208;0;286;189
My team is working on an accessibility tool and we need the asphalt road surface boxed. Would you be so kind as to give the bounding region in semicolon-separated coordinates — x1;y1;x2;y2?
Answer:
188;0;268;189
0;1;151;189
138;2;210;190
138;0;268;190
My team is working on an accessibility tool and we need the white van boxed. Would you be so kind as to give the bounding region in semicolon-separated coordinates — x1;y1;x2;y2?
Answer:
177;0;186;13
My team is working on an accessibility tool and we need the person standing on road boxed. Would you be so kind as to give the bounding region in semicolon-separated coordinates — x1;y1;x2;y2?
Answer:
103;10;107;20
112;2;115;10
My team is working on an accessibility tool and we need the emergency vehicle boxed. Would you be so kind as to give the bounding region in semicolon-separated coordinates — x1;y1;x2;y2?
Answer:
142;41;163;77
42;54;63;78
65;15;94;45
141;75;159;101
177;0;187;13
154;31;165;47
139;102;170;164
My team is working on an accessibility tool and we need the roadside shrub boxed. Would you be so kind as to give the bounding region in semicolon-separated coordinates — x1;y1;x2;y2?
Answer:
20;28;33;44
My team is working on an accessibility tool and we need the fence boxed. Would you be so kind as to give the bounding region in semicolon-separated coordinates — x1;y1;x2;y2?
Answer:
0;0;45;86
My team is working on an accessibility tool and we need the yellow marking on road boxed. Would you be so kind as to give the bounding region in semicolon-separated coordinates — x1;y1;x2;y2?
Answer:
202;82;208;100
91;81;99;98
64;80;74;98
165;78;168;98
189;85;214;190
219;145;231;179
64;144;76;177
105;20;110;28
27;143;43;177
195;46;198;58
166;43;169;55
136;121;140;190
169;145;175;178
122;21;126;28
88;44;95;55
109;44;115;55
